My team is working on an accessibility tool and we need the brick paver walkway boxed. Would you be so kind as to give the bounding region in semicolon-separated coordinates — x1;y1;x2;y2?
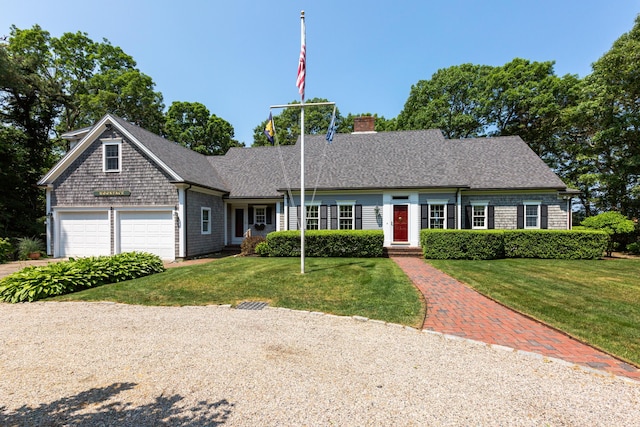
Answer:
392;257;640;380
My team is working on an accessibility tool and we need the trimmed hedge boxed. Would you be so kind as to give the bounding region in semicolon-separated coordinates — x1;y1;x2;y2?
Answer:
421;230;505;260
265;230;384;257
421;229;609;260
504;230;609;259
0;252;165;303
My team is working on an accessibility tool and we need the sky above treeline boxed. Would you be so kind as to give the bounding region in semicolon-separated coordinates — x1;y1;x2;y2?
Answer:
2;1;639;145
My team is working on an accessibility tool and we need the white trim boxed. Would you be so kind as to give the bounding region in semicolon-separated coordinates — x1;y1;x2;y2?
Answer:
38;114;183;185
428;203;447;229
426;198;449;205
523;201;541;229
45;186;52;256
102;139;122;173
336;200;355;206
382;192;419;246
276;201;281;232
201;207;212;234
253;205;266;225
457;191;462;230
337;203;355;230
471;202;489;230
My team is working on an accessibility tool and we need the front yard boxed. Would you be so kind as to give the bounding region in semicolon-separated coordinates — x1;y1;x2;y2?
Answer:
429;257;640;366
52;257;426;328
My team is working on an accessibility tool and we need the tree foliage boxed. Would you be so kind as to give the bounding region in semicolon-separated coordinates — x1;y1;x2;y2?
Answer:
164;101;243;155
252;98;343;146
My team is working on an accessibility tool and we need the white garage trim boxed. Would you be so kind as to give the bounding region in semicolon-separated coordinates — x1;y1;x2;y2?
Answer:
115;209;175;261
57;210;111;258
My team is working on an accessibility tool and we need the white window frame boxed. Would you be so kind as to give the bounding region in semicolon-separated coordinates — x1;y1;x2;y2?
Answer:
201;207;211;234
254;205;266;225
305;205;319;230
429;204;446;229
102;139;122;173
471;201;488;230
336;200;355;230
524;201;541;229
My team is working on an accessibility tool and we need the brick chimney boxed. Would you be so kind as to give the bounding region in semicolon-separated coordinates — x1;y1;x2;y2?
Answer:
353;116;376;133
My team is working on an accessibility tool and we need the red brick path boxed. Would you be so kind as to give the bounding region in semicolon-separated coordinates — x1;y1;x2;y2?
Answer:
392;257;640;380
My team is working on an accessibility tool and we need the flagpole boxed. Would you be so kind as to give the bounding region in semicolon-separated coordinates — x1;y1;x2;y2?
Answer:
298;10;306;274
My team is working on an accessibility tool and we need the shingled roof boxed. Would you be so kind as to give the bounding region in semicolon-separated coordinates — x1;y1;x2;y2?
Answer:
110;116;229;193
214;130;567;196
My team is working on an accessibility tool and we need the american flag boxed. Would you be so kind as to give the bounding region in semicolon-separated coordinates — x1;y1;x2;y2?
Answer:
296;13;306;100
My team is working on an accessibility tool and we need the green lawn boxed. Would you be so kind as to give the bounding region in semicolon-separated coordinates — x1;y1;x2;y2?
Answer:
52;257;425;328
428;258;640;366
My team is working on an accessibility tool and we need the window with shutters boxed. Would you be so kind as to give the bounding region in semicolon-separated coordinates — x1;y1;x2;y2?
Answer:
306;205;319;230
472;205;487;229
254;206;266;224
524;202;540;229
430;204;445;229
339;205;354;230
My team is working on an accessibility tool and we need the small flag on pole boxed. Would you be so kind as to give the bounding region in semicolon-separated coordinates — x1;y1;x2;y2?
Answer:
264;112;275;144
326;105;337;143
296;12;306;100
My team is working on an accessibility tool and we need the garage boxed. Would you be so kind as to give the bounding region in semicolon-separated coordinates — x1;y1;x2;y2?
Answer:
118;211;175;260
58;211;111;257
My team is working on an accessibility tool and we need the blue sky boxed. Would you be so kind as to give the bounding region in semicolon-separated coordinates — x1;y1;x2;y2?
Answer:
2;1;639;145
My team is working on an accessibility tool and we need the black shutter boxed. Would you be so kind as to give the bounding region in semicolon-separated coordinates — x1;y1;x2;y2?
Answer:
517;205;524;229
464;205;472;229
266;206;273;224
248;207;254;225
320;205;328;230
541;204;548;229
421;204;429;229
447;203;456;229
330;205;337;229
488;205;495;229
355;205;362;229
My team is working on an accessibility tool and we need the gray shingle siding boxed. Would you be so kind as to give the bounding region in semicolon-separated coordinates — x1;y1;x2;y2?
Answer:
52;129;178;207
462;193;567;230
186;190;224;256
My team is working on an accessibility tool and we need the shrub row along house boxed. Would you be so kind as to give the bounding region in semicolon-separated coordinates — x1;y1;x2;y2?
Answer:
38;114;578;261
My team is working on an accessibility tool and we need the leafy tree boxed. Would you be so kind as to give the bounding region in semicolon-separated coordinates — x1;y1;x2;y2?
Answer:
397;63;492;138
164;101;243;155
252;98;342;146
574;15;640;218
0;26;63;237
581;211;635;256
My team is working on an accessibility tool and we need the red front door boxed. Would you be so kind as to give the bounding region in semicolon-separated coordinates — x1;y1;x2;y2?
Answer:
393;205;409;242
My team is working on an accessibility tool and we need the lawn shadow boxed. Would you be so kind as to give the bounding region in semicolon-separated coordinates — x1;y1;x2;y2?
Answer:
0;382;233;426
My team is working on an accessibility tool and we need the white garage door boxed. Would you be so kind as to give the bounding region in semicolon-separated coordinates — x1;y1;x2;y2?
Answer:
118;211;175;260
59;211;111;257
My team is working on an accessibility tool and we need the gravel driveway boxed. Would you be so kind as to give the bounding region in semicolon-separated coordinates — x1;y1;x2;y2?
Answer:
1;302;639;426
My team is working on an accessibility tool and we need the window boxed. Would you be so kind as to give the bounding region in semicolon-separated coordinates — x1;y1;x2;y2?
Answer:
472;205;486;229
339;205;354;230
102;140;121;172
525;203;540;229
430;204;445;229
254;207;266;224
201;208;211;234
306;205;319;230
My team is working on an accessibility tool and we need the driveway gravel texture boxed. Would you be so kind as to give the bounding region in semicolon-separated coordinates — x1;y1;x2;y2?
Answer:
1;302;639;426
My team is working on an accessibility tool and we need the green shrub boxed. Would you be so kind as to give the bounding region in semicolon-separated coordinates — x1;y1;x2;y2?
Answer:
504;230;608;259
266;230;384;257
421;230;505;260
254;241;270;257
0;252;165;303
241;236;266;256
581;211;635;256
627;242;640;255
0;237;13;263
